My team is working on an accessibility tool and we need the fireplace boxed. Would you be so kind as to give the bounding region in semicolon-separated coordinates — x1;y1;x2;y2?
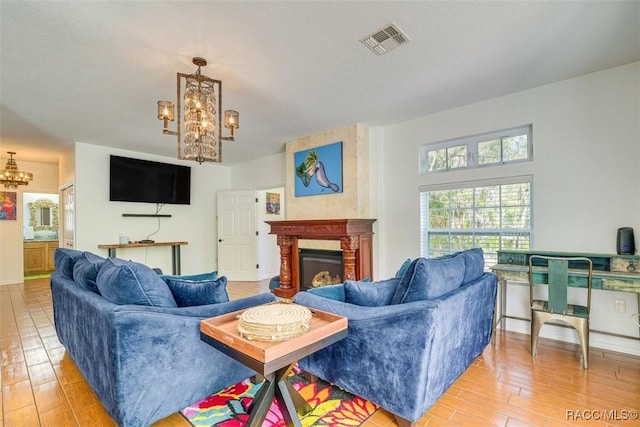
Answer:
266;219;376;297
299;249;344;291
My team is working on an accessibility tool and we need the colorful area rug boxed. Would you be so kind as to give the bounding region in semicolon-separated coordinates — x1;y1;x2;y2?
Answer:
181;366;378;426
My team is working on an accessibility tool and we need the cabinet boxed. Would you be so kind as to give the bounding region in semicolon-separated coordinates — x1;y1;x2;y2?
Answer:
24;241;59;275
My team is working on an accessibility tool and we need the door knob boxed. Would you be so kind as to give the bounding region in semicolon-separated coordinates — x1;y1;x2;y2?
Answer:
218;239;223;242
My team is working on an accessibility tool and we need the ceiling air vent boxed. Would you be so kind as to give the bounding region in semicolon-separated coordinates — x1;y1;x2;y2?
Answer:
360;22;410;56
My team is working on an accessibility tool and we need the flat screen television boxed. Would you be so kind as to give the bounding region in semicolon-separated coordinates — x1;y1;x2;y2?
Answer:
109;155;191;205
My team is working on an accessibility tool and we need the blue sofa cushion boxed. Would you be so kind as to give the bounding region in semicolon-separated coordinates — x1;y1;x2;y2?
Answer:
160;271;218;283
72;251;106;293
403;254;465;303
97;258;177;307
460;248;485;284
344;277;399;307
165;276;229;307
269;276;281;291
437;248;485;284
306;284;345;301
54;248;84;279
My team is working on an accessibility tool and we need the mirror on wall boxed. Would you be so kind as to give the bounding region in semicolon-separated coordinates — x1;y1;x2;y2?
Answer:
24;193;59;240
30;199;58;230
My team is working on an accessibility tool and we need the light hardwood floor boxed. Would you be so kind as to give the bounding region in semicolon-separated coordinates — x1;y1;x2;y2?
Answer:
2;278;639;426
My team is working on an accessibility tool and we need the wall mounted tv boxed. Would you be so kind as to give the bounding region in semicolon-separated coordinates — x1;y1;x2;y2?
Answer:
109;155;191;205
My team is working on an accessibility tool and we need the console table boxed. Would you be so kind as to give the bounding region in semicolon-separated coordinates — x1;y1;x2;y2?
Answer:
97;241;188;275
491;249;640;342
266;219;376;298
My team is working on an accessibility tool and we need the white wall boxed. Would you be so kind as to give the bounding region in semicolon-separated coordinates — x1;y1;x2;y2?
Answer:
379;62;640;355
74;143;231;275
230;153;286;190
0;159;59;284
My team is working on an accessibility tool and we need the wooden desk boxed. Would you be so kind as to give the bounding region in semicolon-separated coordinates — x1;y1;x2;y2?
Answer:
200;304;347;427
491;249;640;342
97;241;188;274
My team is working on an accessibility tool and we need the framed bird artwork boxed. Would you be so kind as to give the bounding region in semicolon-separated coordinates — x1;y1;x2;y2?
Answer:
294;141;343;197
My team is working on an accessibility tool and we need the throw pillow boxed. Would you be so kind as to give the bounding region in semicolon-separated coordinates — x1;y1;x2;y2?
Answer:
165;276;229;307
159;270;218;283
460;248;485;284
268;275;281;291
395;258;412;278
402;254;465;303
306;283;346;302
54;248;84;279
72;252;106;293
96;258;177;307
391;258;423;304
344;277;399;307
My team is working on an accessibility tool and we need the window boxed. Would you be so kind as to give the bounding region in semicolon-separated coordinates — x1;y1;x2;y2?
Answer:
420;124;532;174
420;176;532;267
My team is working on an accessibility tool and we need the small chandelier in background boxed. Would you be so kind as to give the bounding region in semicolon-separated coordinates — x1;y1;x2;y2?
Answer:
157;57;239;164
0;152;33;189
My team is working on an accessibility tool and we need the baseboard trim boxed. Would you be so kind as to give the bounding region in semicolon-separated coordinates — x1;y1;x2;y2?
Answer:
500;318;640;357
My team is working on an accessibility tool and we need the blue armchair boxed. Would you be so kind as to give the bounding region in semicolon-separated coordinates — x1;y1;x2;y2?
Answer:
292;249;497;426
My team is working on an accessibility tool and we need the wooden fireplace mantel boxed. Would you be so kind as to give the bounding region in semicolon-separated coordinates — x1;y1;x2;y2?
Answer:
266;219;376;298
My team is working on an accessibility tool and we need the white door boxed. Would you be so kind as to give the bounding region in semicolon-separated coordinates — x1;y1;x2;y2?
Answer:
217;190;258;281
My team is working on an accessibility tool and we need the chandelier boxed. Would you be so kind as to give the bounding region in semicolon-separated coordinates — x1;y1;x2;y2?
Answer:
0;152;33;189
157;57;239;164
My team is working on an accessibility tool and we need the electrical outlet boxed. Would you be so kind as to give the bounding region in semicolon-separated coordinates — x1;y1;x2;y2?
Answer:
614;299;626;313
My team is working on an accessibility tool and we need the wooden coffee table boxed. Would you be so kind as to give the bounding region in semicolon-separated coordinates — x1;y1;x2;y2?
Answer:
200;304;347;427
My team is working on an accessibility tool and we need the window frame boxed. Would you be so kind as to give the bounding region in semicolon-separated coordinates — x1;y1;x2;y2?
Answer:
419;124;533;174
419;175;534;268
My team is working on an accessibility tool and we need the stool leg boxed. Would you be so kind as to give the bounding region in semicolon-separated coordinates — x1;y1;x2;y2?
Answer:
530;313;542;358
575;320;589;370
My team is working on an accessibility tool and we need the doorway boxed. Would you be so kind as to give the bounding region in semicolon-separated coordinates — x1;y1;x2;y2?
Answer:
217;190;258;281
23;192;59;278
216;187;284;281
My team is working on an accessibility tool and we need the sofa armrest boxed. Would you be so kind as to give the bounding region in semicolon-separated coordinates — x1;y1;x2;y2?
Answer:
419;273;497;406
293;291;439;415
294;291;436;320
117;292;276;318
106;293;276;419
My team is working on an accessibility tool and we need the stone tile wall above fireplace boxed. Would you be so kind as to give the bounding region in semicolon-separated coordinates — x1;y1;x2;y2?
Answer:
285;123;370;221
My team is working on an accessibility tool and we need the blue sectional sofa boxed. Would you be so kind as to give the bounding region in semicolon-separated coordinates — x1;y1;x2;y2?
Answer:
292;248;497;426
50;248;275;427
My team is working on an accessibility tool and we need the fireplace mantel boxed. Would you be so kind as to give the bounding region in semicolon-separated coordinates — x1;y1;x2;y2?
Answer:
266;219;376;298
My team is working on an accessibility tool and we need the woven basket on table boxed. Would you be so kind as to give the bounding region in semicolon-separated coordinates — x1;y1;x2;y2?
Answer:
238;303;312;342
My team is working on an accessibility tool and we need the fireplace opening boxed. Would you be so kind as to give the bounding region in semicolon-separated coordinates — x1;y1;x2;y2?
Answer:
299;248;344;291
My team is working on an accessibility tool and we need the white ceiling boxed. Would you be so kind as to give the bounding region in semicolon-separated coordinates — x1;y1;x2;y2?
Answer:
1;1;639;165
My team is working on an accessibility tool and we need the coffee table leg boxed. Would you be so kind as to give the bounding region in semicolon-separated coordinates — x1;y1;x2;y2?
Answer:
282;378;312;417
246;373;276;427
274;363;311;427
246;363;312;427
